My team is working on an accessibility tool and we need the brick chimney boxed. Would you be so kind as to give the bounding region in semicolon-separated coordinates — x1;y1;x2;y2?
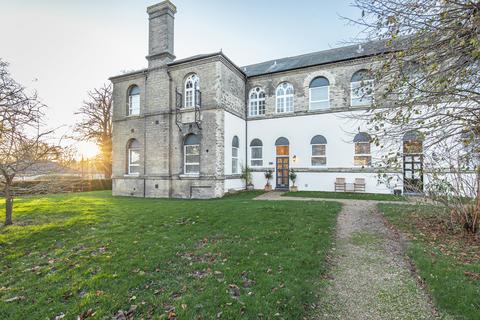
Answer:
146;1;177;67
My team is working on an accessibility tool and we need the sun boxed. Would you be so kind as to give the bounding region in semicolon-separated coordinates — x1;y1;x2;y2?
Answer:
77;141;100;159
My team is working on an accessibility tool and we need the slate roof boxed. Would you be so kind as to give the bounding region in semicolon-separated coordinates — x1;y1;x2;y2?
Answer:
242;39;398;77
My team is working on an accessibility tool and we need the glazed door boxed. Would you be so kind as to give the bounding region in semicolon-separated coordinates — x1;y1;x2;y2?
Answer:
276;157;289;189
403;154;423;193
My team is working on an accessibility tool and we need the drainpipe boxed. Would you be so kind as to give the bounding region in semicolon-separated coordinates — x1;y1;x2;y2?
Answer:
143;70;148;198
244;77;248;190
167;68;173;198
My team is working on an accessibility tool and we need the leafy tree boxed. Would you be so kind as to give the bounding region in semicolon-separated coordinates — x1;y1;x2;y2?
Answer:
351;0;480;232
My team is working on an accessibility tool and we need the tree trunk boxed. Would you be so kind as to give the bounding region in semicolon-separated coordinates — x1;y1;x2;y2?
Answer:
4;186;13;226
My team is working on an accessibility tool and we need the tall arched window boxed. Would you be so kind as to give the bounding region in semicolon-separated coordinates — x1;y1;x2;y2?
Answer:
309;77;330;110
232;136;240;174
250;139;263;167
248;87;266;116
351;70;374;106
353;132;372;166
127;139;140;175
184;74;200;108
276;82;294;113
128;85;140;116
311;135;327;166
184;134;200;174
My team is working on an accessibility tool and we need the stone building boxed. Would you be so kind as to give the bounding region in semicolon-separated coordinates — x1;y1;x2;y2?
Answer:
110;1;421;198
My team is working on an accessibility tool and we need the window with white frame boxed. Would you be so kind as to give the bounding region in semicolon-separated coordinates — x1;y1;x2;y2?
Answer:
351;70;374;106
248;87;266;116
250;139;263;167
127;139;140;175
310;135;327;166
232;136;239;174
128;85;140;116
309;77;330;110
353;132;372;166
276;82;294;113
184;134;200;174
184;74;199;108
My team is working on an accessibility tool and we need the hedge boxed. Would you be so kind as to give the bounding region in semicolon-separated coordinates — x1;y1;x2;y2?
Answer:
0;179;112;196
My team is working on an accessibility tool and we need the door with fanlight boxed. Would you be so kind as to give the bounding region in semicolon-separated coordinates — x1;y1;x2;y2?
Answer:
275;137;290;190
403;134;424;193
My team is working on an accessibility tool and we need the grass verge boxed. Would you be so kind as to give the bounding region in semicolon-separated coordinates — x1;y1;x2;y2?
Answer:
0;191;339;319
379;204;480;319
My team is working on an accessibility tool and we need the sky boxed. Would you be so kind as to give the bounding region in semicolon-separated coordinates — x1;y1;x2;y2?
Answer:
0;0;363;157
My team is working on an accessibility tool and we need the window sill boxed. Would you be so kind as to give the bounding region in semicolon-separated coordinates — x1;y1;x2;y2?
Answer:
179;174;200;179
124;174;140;177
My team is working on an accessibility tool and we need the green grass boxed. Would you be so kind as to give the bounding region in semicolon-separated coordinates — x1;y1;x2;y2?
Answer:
283;191;405;202
379;204;480;320
0;191;340;319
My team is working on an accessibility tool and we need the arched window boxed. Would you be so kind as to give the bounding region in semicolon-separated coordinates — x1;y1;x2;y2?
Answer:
128;85;140;116
250;139;263;167
351;70;374;106
275;137;289;156
353;132;372;166
311;135;327;166
184;74;200;108
127;139;140;175
309;77;330;110
276;82;294;113
184;134;200;174
232;136;240;174
248;87;266;116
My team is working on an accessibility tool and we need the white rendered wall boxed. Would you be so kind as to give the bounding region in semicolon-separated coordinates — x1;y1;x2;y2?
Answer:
224;111;246;191
247;111;398;194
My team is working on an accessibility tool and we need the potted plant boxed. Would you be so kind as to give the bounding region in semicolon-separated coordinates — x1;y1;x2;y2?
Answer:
264;169;273;191
289;169;298;192
241;166;254;190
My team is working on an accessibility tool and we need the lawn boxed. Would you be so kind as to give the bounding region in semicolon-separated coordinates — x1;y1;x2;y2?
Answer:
0;191;340;319
379;204;480;320
283;191;405;202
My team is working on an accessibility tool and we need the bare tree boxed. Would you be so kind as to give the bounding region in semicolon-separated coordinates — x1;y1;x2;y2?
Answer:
74;84;113;178
349;0;480;233
0;59;59;225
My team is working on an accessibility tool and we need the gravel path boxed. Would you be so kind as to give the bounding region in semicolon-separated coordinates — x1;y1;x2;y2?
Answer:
255;192;450;319
314;200;448;319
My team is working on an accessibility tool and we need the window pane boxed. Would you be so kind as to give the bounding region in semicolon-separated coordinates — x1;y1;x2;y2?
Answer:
232;147;238;158
251;147;262;159
276;146;289;156
186;165;199;174
355;143;370;155
403;141;423;154
351;80;374;106
258;100;265;115
354;156;372;166
312;144;326;156
186;145;200;155
251;160;263;167
129;165;140;174
185;155;200;163
311;157;326;166
310;87;328;102
130;94;140;115
130;150;140;164
232;159;238;174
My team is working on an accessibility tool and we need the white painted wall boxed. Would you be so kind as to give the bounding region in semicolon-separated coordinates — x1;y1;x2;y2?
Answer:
247;111;398;194
224;111;246;191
